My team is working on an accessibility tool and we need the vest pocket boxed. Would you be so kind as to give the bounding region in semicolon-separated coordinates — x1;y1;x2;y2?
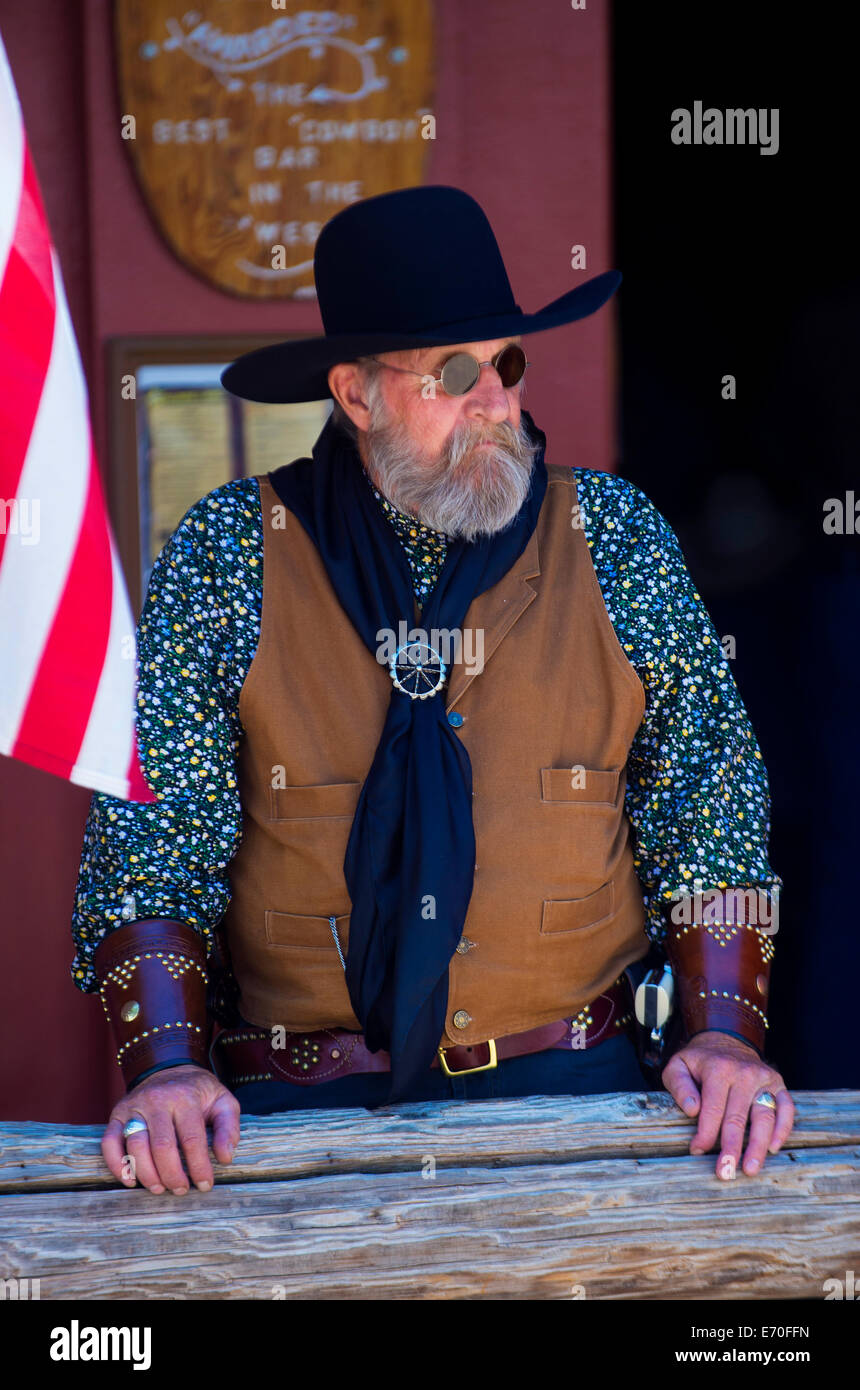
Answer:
262;911;354;1025
540;880;615;934
540;766;621;804
266;783;359;921
269;781;361;820
265;910;350;950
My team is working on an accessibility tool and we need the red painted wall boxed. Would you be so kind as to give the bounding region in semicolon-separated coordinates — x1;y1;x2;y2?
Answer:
0;0;617;1121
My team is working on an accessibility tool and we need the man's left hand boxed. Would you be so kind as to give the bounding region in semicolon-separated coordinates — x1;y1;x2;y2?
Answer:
661;1031;795;1179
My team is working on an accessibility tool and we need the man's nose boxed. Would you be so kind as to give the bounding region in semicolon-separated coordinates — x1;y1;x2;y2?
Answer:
462;362;513;421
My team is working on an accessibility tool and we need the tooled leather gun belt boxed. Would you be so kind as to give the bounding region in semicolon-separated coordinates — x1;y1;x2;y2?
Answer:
210;976;634;1088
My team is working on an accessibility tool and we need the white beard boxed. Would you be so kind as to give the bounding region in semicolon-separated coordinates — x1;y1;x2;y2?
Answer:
360;395;539;541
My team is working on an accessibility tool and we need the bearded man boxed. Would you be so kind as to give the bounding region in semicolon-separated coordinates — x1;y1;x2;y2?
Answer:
71;186;792;1199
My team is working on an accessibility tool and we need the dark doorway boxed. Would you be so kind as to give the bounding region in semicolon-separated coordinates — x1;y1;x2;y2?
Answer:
612;2;859;1086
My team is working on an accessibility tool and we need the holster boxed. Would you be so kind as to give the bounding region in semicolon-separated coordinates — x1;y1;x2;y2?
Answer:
623;943;684;1085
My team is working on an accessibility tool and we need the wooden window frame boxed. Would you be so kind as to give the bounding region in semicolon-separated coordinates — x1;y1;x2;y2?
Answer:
106;333;310;614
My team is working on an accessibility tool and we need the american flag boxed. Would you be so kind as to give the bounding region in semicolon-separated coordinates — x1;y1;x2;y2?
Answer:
0;33;154;801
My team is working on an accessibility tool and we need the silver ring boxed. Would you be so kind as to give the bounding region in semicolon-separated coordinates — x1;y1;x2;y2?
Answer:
122;1116;149;1139
753;1090;777;1110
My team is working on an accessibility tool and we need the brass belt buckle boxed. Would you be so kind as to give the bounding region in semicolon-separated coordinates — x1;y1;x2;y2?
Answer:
437;1037;498;1077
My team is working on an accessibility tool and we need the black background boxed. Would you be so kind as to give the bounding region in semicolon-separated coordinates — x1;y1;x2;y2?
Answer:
612;2;859;1087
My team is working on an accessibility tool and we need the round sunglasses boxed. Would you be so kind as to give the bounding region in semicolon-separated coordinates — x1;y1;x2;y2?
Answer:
367;342;529;396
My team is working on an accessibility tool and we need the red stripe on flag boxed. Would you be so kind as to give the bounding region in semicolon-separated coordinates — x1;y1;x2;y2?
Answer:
0;144;56;567
11;432;112;776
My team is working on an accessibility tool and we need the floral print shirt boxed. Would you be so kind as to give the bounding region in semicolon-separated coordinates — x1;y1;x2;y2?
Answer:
70;464;782;991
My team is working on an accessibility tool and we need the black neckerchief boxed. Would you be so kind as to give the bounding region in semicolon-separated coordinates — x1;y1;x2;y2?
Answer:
268;410;548;1103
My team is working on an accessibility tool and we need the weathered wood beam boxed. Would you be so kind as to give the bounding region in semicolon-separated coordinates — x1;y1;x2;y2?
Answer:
1;1090;859;1194
1;1144;858;1300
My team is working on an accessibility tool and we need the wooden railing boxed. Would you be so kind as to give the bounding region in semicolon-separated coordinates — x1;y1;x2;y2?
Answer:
1;1090;858;1299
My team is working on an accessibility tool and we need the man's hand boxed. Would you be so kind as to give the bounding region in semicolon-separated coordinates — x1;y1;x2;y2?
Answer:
661;1031;794;1179
102;1064;240;1195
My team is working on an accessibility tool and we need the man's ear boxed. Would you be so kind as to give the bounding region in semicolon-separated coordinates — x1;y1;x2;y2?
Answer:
328;362;373;434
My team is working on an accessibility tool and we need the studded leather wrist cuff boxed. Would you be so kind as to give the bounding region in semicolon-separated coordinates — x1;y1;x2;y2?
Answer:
662;895;775;1055
94;919;211;1090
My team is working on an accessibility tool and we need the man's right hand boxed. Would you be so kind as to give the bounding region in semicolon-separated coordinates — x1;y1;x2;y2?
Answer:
102;1064;240;1195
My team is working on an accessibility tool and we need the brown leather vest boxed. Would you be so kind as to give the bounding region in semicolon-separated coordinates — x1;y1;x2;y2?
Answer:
221;465;650;1047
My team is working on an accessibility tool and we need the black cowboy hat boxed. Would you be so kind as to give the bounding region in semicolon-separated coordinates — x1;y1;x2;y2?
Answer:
220;184;621;404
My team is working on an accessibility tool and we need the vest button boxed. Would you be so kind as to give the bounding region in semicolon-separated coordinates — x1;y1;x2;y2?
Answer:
447;711;464;728
452;1010;472;1029
455;936;476;955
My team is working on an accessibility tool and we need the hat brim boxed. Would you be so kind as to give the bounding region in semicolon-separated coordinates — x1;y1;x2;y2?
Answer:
220;269;621;404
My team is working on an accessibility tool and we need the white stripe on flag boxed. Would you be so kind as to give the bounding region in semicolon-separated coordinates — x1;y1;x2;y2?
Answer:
71;536;141;798
0;35;24;286
0;249;90;748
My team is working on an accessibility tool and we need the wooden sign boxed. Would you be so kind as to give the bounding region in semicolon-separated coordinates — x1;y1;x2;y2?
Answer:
114;1;436;298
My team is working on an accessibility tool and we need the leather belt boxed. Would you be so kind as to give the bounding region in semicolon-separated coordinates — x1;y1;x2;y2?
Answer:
210;976;635;1089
